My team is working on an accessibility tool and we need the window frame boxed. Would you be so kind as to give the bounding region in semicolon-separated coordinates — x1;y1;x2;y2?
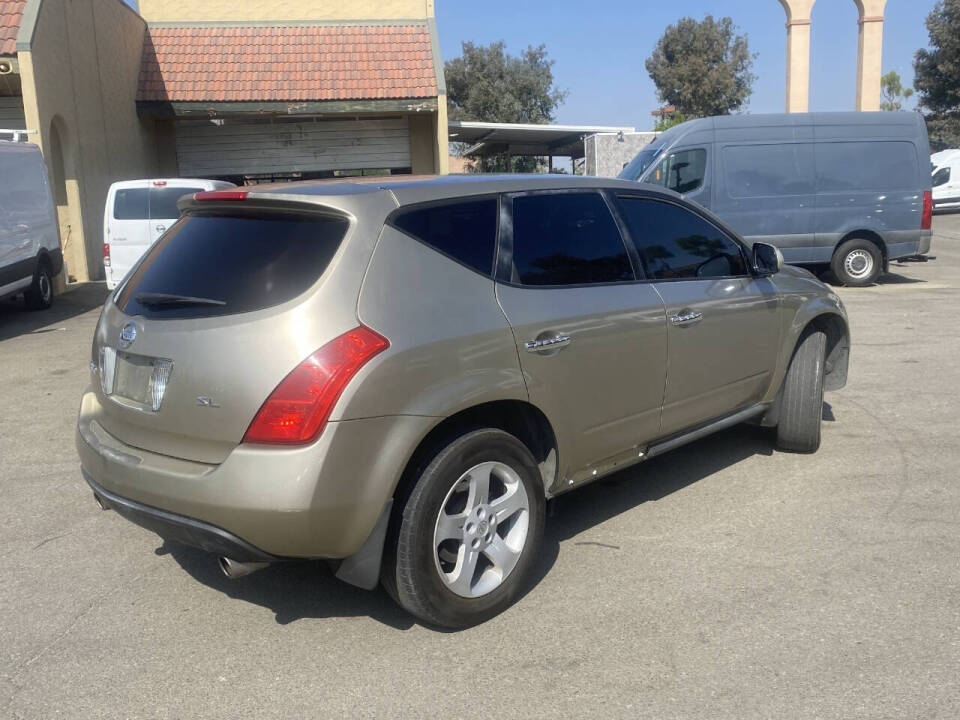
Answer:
494;188;644;289
385;193;502;279
612;192;754;283
933;166;951;188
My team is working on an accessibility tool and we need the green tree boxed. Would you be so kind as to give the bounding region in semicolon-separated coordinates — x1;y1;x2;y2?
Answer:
880;71;914;111
445;41;568;172
645;15;756;118
914;0;960;149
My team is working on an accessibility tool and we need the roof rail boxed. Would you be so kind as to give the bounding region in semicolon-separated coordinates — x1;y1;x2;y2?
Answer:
0;129;36;142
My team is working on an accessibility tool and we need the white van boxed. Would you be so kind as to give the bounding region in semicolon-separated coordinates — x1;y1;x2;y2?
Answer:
103;178;235;289
931;149;960;211
0;139;62;309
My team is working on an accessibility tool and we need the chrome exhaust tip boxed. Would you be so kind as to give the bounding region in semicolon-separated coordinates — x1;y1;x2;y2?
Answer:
218;556;268;580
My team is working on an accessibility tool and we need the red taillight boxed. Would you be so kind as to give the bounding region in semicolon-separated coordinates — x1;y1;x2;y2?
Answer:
102;242;111;267
152;180;167;187
194;190;248;202
922;190;933;230
242;326;389;445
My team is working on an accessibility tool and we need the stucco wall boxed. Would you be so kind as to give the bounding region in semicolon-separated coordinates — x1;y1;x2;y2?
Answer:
137;0;434;23
18;0;163;282
585;132;658;178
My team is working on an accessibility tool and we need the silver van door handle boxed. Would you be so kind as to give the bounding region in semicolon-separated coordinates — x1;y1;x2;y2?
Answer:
670;310;703;327
525;334;572;353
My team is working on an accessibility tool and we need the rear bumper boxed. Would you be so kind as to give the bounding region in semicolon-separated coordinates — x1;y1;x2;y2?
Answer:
76;388;436;558
888;231;931;261
84;469;280;562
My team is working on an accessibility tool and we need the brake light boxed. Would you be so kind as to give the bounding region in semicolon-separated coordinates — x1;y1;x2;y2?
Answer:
922;190;933;230
152;180;167;187
194;190;248;202
102;242;111;267
242;326;389;445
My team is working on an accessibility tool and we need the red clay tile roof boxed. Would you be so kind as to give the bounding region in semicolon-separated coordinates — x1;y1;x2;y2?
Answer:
138;24;439;103
0;0;26;56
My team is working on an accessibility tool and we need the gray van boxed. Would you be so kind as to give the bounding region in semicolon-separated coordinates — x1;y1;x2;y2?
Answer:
619;112;933;286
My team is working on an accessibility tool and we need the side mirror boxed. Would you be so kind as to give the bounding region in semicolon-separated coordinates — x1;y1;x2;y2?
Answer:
752;242;783;276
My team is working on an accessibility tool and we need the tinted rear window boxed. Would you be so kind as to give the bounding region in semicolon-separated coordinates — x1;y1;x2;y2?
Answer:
150;187;208;220
391;198;498;275
116;213;348;319
511;192;634;286
114;188;149;220
814;141;919;192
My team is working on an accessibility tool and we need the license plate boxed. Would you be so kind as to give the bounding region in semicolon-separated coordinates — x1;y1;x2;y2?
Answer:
113;352;157;406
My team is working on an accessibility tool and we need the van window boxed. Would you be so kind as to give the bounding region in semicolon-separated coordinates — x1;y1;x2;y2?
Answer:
723;144;815;198
116;212;349;319
933;167;951;187
815;141;919;192
391;198;498;276
150;187;208;220
510;192;634;286
648;148;707;194
617;197;747;280
113;188;149;220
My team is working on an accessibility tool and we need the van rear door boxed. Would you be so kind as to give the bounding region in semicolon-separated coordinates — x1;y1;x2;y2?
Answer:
105;181;150;288
148;181;216;245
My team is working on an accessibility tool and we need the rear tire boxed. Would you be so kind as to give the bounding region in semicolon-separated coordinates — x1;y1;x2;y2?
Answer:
24;258;54;310
831;238;882;286
384;428;545;628
777;329;827;453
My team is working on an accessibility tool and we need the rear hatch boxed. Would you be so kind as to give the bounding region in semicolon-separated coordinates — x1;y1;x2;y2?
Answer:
91;197;374;464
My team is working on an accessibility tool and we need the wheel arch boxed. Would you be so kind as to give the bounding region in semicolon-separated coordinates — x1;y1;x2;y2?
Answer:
835;229;887;262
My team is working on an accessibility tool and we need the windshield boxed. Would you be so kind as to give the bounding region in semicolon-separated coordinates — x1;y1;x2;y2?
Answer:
619;146;663;182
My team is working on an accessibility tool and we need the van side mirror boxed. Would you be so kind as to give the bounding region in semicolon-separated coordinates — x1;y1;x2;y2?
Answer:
752;242;783;276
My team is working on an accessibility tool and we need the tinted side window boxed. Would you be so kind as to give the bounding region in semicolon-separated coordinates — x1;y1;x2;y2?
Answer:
391;198;498;275
113;188;149;220
933;167;951;187
150;187;208;220
815;141;919;192
618;198;747;280
511;192;634;286
648;148;707;194
116;213;348;319
723;143;815;198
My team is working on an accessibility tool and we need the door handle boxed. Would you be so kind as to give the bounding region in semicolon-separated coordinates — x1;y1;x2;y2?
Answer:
525;334;572;353
670;310;703;327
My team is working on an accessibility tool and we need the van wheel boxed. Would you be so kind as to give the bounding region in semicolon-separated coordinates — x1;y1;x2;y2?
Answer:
384;429;545;628
24;259;54;310
831;238;882;286
776;328;827;453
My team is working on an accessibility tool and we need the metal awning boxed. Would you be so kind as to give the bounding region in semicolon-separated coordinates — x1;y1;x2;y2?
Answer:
449;121;636;160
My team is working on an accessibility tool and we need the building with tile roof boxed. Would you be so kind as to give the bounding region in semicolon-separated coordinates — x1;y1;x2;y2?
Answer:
3;0;448;283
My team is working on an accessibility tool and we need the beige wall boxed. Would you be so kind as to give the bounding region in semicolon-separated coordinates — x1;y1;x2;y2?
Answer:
138;0;434;23
19;0;164;282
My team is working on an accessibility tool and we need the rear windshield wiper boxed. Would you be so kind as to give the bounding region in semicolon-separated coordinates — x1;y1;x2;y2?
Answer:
134;292;227;308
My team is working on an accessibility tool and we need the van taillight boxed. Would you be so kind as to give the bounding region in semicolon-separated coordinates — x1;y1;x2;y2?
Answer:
922;190;933;230
242;326;389;445
102;243;111;267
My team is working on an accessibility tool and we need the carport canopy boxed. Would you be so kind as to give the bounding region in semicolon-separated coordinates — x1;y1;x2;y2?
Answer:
449;121;636;160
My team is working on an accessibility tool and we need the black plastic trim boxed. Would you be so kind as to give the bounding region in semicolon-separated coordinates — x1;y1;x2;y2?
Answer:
82;469;283;563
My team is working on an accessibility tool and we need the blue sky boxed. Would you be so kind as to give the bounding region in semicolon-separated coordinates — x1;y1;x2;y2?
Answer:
436;0;938;128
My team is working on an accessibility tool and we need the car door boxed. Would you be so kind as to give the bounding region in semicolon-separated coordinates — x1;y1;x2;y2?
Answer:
106;182;151;286
495;190;668;489
615;194;781;437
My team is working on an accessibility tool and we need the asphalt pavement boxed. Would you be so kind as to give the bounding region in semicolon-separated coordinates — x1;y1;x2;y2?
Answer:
1;217;958;718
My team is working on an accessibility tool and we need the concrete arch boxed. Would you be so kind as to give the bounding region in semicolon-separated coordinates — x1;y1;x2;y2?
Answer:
47;115;86;283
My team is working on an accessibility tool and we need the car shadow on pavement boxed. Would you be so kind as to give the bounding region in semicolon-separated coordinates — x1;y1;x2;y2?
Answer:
521;424;777;599
160;423;783;632
877;270;926;285
0;282;109;342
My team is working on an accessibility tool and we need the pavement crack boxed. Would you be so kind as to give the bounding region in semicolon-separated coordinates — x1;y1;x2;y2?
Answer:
31;533;70;551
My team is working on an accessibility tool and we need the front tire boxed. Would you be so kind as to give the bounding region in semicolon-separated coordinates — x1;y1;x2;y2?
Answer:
385;429;545;628
776;329;827;453
831;238;882;286
24;258;54;310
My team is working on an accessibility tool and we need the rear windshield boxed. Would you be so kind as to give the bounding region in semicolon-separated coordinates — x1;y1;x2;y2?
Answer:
116;212;349;319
